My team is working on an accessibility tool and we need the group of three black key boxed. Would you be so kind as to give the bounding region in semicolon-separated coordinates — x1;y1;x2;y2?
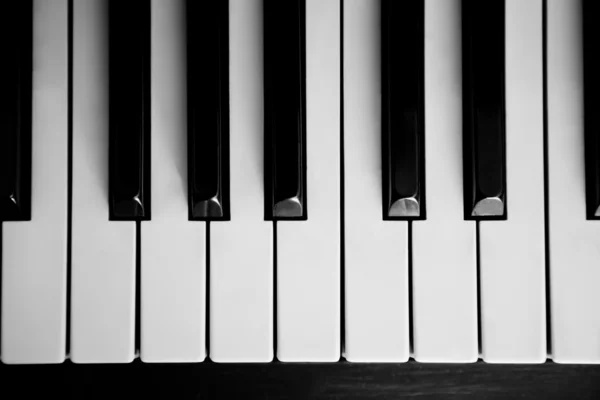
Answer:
2;0;599;224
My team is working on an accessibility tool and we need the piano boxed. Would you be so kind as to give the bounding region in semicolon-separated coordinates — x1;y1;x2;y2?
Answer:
1;0;600;397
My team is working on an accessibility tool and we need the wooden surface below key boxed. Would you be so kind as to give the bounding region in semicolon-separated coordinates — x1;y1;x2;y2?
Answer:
1;361;599;399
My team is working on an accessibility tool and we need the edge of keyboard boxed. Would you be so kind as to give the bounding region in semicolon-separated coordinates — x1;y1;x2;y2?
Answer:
1;360;599;399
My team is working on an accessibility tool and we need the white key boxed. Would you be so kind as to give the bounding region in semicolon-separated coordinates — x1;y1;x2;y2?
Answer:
548;0;600;364
140;0;206;363
1;0;68;364
412;0;478;363
70;0;136;363
342;0;409;363
479;0;546;364
276;0;340;362
210;0;273;362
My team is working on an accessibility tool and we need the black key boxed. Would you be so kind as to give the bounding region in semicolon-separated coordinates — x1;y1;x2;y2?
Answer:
187;0;230;221
584;0;600;220
264;0;307;220
108;0;151;220
462;0;507;220
1;1;32;222
381;0;425;220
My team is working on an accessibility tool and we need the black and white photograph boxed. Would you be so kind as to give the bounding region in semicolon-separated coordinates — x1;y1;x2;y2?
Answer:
0;0;599;398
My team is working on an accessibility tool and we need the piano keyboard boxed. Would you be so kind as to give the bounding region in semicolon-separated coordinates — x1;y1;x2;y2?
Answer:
0;0;598;365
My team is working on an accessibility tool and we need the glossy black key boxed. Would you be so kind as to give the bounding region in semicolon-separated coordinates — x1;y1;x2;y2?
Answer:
0;1;32;222
187;0;229;220
583;0;600;220
381;0;425;220
264;0;306;220
462;0;506;220
108;0;151;220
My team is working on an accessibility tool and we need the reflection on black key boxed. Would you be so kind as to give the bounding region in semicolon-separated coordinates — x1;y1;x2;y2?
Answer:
187;0;229;221
109;0;151;220
264;0;306;220
382;0;425;220
584;0;600;220
1;1;32;222
462;0;506;220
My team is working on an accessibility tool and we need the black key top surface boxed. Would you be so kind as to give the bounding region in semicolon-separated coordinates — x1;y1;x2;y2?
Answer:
462;0;507;220
187;0;230;221
0;1;32;222
584;0;600;220
264;0;307;220
382;0;425;220
108;0;151;220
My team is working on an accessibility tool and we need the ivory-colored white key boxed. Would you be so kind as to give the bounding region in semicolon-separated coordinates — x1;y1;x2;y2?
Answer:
479;0;546;364
342;0;409;363
140;0;206;363
210;0;273;362
411;0;478;363
1;0;68;364
70;0;136;363
547;0;600;364
276;0;341;362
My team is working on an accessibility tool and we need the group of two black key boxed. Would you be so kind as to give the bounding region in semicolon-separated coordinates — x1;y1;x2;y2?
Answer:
2;0;600;224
